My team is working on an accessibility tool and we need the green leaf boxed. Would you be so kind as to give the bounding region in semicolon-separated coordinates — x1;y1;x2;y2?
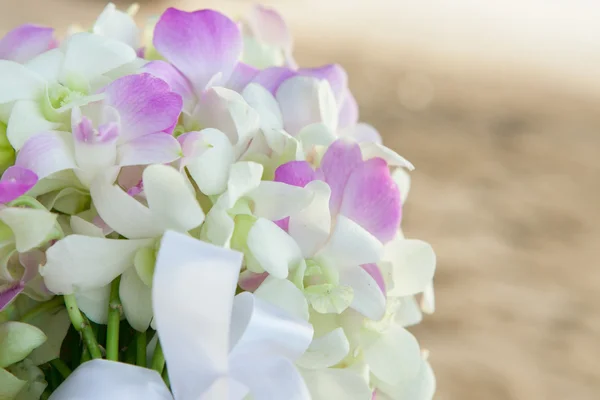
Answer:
0;322;47;368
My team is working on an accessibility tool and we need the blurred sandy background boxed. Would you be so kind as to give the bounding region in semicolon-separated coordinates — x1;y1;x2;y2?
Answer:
2;0;599;399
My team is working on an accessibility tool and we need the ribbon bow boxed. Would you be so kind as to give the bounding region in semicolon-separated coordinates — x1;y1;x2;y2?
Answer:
50;231;314;400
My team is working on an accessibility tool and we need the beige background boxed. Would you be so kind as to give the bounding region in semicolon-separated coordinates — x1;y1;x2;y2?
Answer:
2;1;600;399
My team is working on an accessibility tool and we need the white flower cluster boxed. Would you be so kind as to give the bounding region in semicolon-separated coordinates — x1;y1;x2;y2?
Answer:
0;3;436;400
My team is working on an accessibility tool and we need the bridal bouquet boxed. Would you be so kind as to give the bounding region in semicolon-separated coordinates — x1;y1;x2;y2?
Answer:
0;3;436;399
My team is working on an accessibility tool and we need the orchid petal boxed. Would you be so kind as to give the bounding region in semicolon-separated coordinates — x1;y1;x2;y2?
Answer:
182;128;235;196
93;3;140;49
104;73;183;143
421;281;435;314
340;157;401;243
238;270;268;292
0;284;23;312
118;133;182;167
362;325;421;385
392;168;411;204
15;132;76;180
75;285;110;324
320;139;363;214
343;123;382;144
254;276;309;320
247;218;303;279
288;180;331;258
25;48;63;83
276;76;338;136
274;161;317;188
296;123;337;154
0;321;46;368
0;207;57;252
246;181;314;221
49;359;172;400
340;266;386;320
143;60;194;112
41;235;153;294
301;368;372;400
251;66;295;94
143;164;205;234
193;87;260;148
298;64;347;103
385;239;436;297
374;358;436;400
394;297;424;328
226;161;264;208
0;24;55;63
61;32;136;85
120;267;153;332
242;83;283;131
245;5;292;54
317;215;383;269
337;88;358;129
0;167;37;204
359;142;414;170
153;231;243;400
90;177;161;239
296;328;350;369
0;61;45;104
7;99;62;150
226;62;259;93
153;8;242;93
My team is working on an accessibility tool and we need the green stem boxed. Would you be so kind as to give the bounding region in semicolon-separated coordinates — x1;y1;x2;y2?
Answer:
136;330;147;367
19;296;64;322
80;346;90;364
50;358;72;380
106;277;122;361
150;340;165;374
63;294;102;359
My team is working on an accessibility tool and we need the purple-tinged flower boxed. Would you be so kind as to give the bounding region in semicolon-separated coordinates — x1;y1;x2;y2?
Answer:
0;24;56;63
15;73;183;188
0;166;38;204
275;139;401;243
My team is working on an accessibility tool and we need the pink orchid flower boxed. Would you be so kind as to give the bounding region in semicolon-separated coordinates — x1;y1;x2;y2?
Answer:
15;73;183;188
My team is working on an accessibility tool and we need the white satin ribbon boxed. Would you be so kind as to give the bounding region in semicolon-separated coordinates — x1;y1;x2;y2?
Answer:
50;231;314;400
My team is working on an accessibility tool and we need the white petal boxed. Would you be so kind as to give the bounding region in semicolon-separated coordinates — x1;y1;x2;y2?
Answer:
25;48;64;83
394;296;424;328
120;267;153;332
301;368;372;400
49;359;173;400
61;32;136;84
75;285;111;324
359;142;414;170
420;281;435;314
296;328;349;369
93;3;140;48
340;266;386;321
0;208;57;253
247;218;303;279
247;181;314;221
200;199;235;247
374;358;436;400
288;180;331;258
143;165;205;234
90;176;161;239
317;215;383;269
41;235;153;294
152;231;243;400
242;83;283;130
0;60;45;104
7;100;62;150
296;123;336;155
362;324;422;385
226;161;264;208
391;168;411;204
276;76;338;135
254;276;309;320
193;87;260;149
70;215;105;238
185;128;235;196
385;239;436;297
